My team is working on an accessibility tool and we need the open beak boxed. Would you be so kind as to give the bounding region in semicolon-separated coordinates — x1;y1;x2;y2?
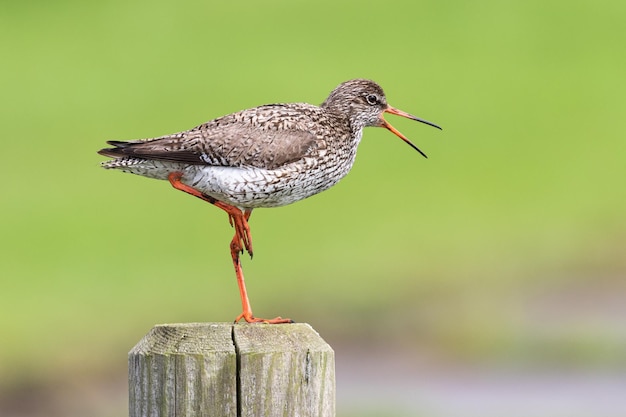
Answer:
381;105;442;158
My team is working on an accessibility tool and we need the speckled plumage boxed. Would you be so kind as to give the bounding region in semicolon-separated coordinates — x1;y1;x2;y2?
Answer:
100;103;355;208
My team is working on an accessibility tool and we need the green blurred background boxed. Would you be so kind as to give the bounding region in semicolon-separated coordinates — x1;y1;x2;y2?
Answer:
1;1;625;416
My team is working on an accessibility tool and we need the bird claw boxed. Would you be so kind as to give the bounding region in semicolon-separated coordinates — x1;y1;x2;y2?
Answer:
228;212;253;258
234;312;294;324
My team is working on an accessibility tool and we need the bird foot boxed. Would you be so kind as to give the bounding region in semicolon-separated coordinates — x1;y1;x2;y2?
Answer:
234;312;294;324
228;212;253;258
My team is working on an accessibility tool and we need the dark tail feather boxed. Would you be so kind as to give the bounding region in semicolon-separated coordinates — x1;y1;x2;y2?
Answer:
105;140;135;148
97;140;136;158
98;147;123;158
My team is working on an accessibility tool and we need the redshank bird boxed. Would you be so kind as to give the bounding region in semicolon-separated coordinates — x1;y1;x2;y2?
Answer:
98;79;441;324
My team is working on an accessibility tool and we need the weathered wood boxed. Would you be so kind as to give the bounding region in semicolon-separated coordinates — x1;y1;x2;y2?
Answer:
234;324;335;417
129;323;237;417
129;323;335;417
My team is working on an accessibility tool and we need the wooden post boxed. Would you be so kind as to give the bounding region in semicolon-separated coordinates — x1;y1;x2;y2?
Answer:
129;323;335;417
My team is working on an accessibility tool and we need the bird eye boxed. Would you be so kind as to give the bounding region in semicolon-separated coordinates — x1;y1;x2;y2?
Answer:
365;94;379;105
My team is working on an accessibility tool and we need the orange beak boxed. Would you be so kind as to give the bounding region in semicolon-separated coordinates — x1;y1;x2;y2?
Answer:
381;105;441;158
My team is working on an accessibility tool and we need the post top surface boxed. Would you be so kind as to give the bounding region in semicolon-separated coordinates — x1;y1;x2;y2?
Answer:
129;322;333;355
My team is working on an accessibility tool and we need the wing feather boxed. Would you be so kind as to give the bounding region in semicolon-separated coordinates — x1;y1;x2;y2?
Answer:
98;104;321;170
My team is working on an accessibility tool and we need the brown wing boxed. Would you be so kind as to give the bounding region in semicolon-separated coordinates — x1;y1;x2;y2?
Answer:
98;104;322;170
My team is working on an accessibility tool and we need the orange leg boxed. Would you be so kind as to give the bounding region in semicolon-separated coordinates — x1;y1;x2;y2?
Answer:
168;172;292;324
168;172;253;257
230;217;292;324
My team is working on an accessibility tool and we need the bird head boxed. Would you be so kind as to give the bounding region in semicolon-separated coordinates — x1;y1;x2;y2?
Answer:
322;79;441;158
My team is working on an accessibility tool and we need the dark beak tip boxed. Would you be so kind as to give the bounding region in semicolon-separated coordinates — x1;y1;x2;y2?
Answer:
386;107;442;131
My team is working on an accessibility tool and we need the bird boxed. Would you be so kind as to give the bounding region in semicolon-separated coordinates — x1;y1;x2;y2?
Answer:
98;79;441;324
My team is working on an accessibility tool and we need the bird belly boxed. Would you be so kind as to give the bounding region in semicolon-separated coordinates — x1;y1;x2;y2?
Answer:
102;152;357;209
185;157;352;209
